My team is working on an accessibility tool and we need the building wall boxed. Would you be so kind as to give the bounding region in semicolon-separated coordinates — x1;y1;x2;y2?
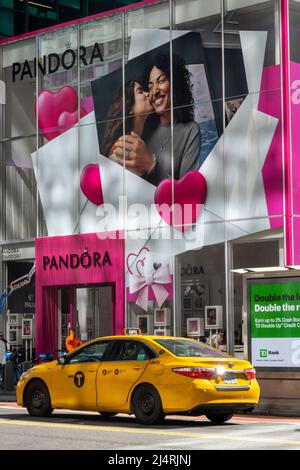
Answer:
1;1;300;403
0;0;283;331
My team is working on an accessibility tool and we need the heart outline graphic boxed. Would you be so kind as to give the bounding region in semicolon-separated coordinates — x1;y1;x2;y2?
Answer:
126;246;150;275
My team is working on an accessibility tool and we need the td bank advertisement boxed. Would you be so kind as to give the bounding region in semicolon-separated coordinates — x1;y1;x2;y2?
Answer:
250;281;300;368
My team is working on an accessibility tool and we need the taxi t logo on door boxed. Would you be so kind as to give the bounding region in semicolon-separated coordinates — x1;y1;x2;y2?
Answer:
74;371;85;388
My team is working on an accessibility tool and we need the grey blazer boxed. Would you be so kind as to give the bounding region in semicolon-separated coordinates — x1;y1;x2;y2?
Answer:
145;121;201;186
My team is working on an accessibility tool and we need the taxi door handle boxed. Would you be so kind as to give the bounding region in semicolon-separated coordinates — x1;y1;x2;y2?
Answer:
87;368;97;372
133;367;141;371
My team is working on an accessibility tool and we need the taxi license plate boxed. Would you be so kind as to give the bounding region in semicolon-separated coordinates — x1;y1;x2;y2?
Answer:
223;373;237;384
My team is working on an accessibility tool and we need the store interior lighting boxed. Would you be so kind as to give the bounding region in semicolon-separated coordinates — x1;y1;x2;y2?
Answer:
231;266;290;274
18;0;53;8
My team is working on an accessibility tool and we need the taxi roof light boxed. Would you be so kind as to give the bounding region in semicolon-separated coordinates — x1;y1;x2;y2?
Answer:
172;367;216;379
123;327;142;336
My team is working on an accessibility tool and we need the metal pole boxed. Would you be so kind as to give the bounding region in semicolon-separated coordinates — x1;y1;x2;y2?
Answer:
169;0;176;336
222;0;234;355
280;0;293;266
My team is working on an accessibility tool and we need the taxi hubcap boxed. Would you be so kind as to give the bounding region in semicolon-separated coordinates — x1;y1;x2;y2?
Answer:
141;393;155;414
32;390;44;408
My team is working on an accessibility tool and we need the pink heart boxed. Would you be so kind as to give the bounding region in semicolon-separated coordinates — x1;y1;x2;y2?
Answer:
154;171;207;231
80;164;103;206
35;86;83;141
57;108;88;133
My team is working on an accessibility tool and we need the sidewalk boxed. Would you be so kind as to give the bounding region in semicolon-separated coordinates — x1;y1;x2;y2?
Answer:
0;390;17;402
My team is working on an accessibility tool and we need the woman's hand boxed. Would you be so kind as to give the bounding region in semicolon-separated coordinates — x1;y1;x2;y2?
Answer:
112;132;155;176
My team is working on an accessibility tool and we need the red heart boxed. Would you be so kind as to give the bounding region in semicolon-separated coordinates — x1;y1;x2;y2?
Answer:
34;86;84;141
80;164;103;206
154;171;207;231
57;108;88;133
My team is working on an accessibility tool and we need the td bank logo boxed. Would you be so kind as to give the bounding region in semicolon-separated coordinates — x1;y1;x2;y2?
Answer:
260;349;268;358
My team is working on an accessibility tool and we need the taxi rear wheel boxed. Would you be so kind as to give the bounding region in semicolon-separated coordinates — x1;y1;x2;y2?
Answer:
132;384;165;425
25;380;53;417
206;413;234;424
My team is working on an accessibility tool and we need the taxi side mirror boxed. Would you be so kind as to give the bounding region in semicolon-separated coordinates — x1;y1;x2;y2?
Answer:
57;355;66;365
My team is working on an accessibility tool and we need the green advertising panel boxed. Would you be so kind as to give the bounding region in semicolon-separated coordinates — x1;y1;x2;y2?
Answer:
250;282;300;338
250;280;300;369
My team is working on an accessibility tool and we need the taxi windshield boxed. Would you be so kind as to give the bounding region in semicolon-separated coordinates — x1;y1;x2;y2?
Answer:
154;339;228;358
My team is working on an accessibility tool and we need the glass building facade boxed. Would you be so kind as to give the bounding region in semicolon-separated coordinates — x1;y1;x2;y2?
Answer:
1;0;300;411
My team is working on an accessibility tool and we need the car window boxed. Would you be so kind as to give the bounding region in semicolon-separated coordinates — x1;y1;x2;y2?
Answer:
108;341;156;361
67;341;111;364
154;339;228;358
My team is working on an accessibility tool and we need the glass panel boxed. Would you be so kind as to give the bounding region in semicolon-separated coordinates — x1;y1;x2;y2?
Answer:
124;0;171;239
223;0;282;247
232;231;281;357
173;0;224;248
38;27;79;141
1;39;36;142
225;0;277;96
176;229;225;343
289;0;300;63
175;0;223;106
224;87;283;228
80;14;124;234
76;285;113;340
126;225;174;336
35;27;80;236
1;138;38;240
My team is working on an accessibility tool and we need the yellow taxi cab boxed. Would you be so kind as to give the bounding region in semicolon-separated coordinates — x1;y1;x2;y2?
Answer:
17;331;260;425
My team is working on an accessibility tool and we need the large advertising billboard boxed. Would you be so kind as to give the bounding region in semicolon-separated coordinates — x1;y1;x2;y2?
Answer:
249;279;300;369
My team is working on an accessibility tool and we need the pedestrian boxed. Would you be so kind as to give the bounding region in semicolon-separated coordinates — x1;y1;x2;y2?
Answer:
0;333;7;364
66;329;83;352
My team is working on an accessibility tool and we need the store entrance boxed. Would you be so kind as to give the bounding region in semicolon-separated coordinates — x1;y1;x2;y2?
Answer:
58;284;114;352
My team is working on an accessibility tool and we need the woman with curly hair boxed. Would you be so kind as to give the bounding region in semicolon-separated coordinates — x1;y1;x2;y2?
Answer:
112;53;201;185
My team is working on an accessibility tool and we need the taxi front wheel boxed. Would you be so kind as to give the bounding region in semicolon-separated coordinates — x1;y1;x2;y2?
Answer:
206;413;233;424
132;384;165;425
25;380;53;417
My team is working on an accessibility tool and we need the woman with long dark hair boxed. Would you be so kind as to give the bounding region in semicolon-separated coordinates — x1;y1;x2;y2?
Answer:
144;53;201;185
101;80;156;177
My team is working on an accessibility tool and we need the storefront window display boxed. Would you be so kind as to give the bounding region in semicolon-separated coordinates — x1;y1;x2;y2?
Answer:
126;226;174;336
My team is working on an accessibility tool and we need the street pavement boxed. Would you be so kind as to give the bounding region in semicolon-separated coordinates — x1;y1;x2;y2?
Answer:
0;403;300;451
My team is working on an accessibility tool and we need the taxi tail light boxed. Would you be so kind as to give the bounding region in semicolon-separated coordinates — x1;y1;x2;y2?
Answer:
244;368;256;380
172;367;216;379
